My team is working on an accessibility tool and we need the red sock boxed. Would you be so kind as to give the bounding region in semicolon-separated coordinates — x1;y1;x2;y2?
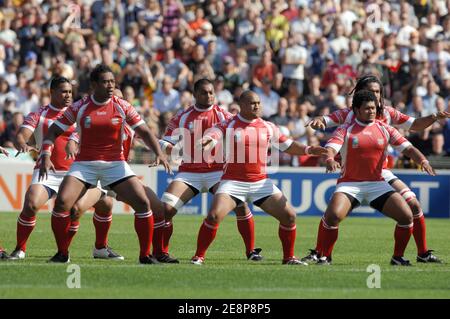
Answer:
152;214;165;256
134;211;154;258
314;219;324;253
236;213;255;254
16;213;36;252
394;223;413;257
93;212;112;249
278;223;296;260
51;211;71;255
162;221;173;254
412;213;428;255
194;219;219;258
67;221;80;247
319;219;339;258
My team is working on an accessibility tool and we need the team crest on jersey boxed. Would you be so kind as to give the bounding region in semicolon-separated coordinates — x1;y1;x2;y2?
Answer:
84;116;91;128
351;137;359;148
377;138;384;145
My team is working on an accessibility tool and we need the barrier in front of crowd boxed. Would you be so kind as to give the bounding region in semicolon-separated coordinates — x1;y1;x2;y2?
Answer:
1;162;449;218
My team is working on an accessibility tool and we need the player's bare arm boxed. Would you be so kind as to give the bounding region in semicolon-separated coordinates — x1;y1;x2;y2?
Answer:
134;124;172;174
401;146;436;176
324;147;340;173
283;141;328;156
305;116;326;130
14;127;37;157
38;123;66;181
409;111;450;132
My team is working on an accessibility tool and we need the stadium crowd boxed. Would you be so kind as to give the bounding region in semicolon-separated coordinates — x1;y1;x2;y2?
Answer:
0;0;449;167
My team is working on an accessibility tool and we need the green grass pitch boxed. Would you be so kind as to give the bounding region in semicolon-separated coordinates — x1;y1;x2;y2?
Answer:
0;213;449;298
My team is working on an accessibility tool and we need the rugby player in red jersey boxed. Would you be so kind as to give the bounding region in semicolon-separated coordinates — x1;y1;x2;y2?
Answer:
157;79;262;263
315;90;435;266
190;90;327;265
9;76;121;261
39;64;170;264
303;75;445;263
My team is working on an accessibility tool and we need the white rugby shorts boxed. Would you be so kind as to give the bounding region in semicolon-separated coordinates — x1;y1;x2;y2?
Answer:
67;161;136;188
173;171;223;193
31;169;66;195
335;181;395;204
216;178;282;204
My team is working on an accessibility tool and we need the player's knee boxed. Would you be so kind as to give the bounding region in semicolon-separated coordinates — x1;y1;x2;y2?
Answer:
153;208;165;222
408;199;422;216
132;196;151;212
70;202;83;217
54;197;72;212
397;213;413;226
323;214;341;227
163;203;178;220
206;213;221;224
280;211;296;226
23;200;40;215
95;197;114;214
207;209;224;224
234;204;250;217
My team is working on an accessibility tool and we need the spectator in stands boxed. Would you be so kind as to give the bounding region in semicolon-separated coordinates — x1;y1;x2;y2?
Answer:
254;77;280;119
321;49;357;93
0;0;447;166
153;75;180;114
268;97;291;127
0;111;23;147
252;50;281;91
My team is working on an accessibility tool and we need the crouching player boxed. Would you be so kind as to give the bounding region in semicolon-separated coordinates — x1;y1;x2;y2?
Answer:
315;90;435;266
9;76;121;261
158;79;262;263
65;111;165;261
39;64;170;263
191;91;328;265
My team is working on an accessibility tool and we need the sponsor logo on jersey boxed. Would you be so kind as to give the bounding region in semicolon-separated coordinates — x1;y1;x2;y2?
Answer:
97;111;107;115
111;118;120;125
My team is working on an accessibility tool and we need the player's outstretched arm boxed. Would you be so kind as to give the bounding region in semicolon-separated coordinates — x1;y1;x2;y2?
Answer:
283;141;328;156
134;124;172;174
37;124;65;181
401;146;436;176
14;127;37;157
410;111;450;132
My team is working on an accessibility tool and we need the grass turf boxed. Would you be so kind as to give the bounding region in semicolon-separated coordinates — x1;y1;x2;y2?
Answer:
0;213;449;299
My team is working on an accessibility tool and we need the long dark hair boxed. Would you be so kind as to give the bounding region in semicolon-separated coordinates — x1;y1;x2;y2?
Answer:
348;74;384;117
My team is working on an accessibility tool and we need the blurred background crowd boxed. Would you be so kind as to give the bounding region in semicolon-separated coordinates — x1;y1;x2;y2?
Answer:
0;0;449;168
